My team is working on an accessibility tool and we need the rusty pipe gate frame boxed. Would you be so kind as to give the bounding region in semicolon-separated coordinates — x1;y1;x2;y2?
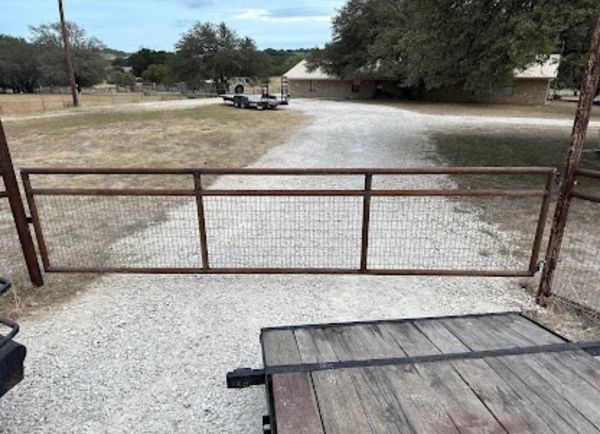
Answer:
20;166;556;278
0;120;43;286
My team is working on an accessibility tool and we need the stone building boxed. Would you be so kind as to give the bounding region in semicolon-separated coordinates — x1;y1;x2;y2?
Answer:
284;56;559;106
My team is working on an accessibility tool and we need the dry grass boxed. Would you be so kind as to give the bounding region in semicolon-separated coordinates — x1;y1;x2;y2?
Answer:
369;99;600;120
0;103;306;318
0;93;184;116
431;123;600;337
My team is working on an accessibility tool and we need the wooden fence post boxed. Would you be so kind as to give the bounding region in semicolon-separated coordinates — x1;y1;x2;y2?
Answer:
537;12;600;303
0;119;43;286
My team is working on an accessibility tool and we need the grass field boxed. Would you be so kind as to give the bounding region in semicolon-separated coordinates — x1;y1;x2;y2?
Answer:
0;103;305;318
0;92;184;116
374;99;600;120
432;122;600;332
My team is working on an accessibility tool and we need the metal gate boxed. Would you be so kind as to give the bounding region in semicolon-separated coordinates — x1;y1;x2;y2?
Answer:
0;120;42;286
543;168;600;313
21;166;555;277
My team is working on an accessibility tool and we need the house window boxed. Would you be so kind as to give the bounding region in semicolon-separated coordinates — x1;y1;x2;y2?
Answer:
501;86;514;97
309;80;315;92
352;79;361;93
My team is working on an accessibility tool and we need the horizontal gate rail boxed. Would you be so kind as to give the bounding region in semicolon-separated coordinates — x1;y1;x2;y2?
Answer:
21;166;556;176
25;188;547;197
20;166;556;277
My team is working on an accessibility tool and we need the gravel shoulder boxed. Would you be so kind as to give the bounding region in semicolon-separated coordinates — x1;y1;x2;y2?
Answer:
0;99;564;433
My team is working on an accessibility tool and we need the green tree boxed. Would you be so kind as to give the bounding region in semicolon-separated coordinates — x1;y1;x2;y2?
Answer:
141;63;175;85
0;35;40;92
109;70;136;88
556;3;598;90
309;0;598;92
173;22;268;91
128;49;172;77
29;21;108;87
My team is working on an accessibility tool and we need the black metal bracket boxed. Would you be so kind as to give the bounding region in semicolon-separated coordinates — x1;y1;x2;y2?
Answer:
0;317;19;351
226;368;265;389
0;277;11;295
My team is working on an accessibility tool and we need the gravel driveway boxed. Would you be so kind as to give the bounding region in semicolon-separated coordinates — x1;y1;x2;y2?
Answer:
1;99;546;433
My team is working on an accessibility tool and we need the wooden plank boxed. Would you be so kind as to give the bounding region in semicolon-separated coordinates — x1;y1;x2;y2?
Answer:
295;328;376;434
497;315;566;344
520;352;600;429
262;330;324;433
322;324;405;361
440;316;591;432
383;323;508;434
478;315;564;347
485;356;588;434
417;318;561;433
413;319;470;353
493;354;600;434
326;322;461;434
261;330;301;366
454;358;561;433
271;373;325;434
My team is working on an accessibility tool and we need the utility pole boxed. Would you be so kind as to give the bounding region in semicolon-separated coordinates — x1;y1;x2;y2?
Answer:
58;0;79;107
537;12;600;304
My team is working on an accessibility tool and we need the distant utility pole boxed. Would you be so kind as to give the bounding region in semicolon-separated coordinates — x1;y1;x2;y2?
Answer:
58;0;79;107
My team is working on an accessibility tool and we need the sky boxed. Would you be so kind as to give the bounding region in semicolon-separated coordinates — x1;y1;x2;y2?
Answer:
1;0;345;52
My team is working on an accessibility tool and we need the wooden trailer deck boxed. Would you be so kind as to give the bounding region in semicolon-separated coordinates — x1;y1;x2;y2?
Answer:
233;312;600;433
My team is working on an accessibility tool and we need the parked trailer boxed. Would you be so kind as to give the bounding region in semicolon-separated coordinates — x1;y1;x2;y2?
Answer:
227;311;600;433
221;94;280;110
221;77;290;110
0;277;25;399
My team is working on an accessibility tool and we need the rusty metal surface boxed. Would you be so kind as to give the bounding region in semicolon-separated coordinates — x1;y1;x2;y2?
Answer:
21;166;556;176
537;14;600;302
0;120;43;286
21;166;554;277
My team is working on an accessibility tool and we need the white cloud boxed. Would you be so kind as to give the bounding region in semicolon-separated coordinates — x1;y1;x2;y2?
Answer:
233;8;331;24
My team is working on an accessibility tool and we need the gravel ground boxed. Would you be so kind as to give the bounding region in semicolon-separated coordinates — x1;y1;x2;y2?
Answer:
1;99;553;433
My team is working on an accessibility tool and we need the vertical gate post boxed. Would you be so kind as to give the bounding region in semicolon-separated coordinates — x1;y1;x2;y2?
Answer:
360;173;372;272
0;120;44;286
194;173;209;270
537;12;600;304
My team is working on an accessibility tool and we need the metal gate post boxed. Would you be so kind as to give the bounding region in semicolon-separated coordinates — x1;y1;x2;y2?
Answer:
0;120;43;286
537;13;600;303
194;173;210;270
360;173;372;272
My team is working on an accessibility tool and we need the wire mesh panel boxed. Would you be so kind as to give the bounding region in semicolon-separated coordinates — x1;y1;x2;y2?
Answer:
21;167;554;275
368;196;540;271
36;196;200;269
0;197;26;279
553;198;600;312
204;196;363;269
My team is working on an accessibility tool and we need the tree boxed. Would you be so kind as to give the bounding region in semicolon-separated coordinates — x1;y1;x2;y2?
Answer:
308;0;598;92
29;21;108;87
556;2;598;91
109;70;136;88
141;63;175;85
263;49;312;76
0;35;40;92
128;49;172;77
173;22;268;91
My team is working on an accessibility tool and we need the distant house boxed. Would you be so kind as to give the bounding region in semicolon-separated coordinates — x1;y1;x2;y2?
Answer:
284;55;560;106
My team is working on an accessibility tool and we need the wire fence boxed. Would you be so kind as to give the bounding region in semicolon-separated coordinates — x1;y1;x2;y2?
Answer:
552;171;600;313
20;167;554;276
